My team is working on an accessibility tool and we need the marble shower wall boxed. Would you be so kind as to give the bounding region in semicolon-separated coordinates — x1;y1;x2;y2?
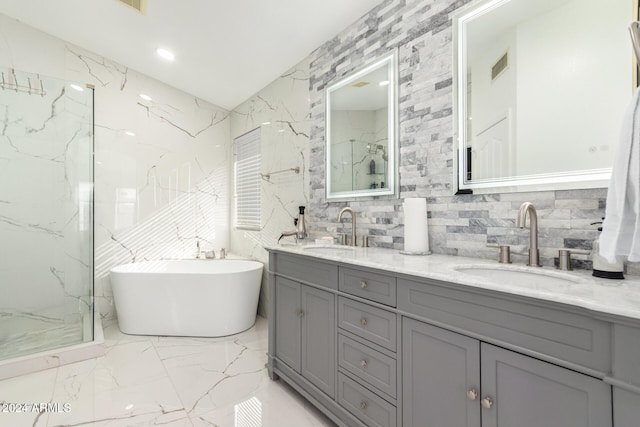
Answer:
0;14;231;320
0;69;93;335
230;59;311;316
307;0;611;269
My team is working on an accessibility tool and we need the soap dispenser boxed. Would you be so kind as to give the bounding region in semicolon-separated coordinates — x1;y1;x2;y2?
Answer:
591;220;624;279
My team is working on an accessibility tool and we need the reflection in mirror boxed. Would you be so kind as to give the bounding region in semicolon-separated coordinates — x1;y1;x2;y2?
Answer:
454;0;635;192
326;52;397;200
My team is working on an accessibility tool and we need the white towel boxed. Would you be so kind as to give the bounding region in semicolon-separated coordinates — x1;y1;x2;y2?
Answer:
600;87;640;263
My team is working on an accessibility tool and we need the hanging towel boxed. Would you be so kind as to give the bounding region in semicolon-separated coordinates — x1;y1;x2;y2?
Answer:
600;87;640;263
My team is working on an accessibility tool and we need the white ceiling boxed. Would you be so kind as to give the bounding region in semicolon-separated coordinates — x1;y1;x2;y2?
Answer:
0;0;381;110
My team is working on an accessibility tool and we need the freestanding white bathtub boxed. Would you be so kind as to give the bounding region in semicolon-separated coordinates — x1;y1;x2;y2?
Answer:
110;259;263;337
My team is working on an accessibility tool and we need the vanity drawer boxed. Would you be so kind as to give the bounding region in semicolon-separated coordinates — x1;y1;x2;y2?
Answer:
274;254;338;290
339;267;396;306
338;334;396;399
338;297;397;351
338;372;396;427
398;278;611;373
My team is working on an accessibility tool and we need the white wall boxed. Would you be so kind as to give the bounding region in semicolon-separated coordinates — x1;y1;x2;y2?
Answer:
516;0;630;175
469;28;517;180
230;59;310;316
0;14;231;320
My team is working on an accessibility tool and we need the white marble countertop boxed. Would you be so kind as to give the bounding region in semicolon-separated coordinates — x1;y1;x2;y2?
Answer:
267;243;640;322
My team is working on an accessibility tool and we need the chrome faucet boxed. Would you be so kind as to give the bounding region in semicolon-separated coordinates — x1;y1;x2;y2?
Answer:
516;202;541;267
338;207;357;247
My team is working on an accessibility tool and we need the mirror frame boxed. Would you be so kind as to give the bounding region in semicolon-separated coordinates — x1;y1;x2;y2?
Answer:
453;0;636;193
325;51;398;201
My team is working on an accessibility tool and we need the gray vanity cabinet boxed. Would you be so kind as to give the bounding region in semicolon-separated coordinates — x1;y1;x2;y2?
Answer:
267;250;631;427
274;276;336;398
611;324;640;427
402;318;480;427
481;343;612;427
403;317;612;427
275;276;301;372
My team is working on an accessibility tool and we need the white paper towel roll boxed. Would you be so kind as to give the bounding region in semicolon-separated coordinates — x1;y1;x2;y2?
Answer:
403;198;430;254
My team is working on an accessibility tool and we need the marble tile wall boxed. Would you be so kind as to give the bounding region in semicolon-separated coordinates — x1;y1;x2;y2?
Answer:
0;69;93;355
0;14;231;321
230;59;311;316
306;0;615;270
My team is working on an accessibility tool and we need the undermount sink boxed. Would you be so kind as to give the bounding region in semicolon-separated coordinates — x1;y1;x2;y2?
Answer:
454;265;583;288
302;244;356;252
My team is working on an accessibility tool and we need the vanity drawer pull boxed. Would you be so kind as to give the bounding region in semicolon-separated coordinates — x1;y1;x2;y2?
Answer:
338;334;397;398
338;372;396;426
339;268;396;307
338;297;397;351
481;396;493;409
296;309;305;318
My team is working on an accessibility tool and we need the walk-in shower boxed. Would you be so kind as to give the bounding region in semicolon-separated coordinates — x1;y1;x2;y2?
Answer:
0;68;94;362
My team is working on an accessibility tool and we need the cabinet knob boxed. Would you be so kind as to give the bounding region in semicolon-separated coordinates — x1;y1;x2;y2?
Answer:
360;359;367;368
360;317;368;326
359;401;368;410
480;397;493;409
466;389;478;401
359;280;368;289
296;309;305;318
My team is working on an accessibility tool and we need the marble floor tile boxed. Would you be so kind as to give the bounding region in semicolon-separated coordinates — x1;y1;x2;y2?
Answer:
0;316;336;427
0;367;57;427
0;311;85;361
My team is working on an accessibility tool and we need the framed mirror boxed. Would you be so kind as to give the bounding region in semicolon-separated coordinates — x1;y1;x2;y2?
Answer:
454;0;636;193
325;51;398;201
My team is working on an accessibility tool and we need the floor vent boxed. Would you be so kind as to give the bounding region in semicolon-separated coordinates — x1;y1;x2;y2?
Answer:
491;51;509;81
115;0;147;14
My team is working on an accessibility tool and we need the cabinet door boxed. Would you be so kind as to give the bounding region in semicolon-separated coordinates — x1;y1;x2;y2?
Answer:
402;318;481;427
301;285;336;398
613;387;640;427
481;343;612;427
275;277;301;372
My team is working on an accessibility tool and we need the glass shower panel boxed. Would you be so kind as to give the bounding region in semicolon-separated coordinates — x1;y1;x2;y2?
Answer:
0;69;94;361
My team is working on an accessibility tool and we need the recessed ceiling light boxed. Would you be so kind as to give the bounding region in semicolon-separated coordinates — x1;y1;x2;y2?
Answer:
139;93;152;101
70;84;84;92
156;48;175;61
379;80;390;86
124;131;136;137
261;122;271;125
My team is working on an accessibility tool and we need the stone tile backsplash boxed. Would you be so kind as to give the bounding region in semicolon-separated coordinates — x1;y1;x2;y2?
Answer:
306;0;612;270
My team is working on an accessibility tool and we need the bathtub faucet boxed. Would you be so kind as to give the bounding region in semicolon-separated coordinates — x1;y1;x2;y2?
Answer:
196;240;201;259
